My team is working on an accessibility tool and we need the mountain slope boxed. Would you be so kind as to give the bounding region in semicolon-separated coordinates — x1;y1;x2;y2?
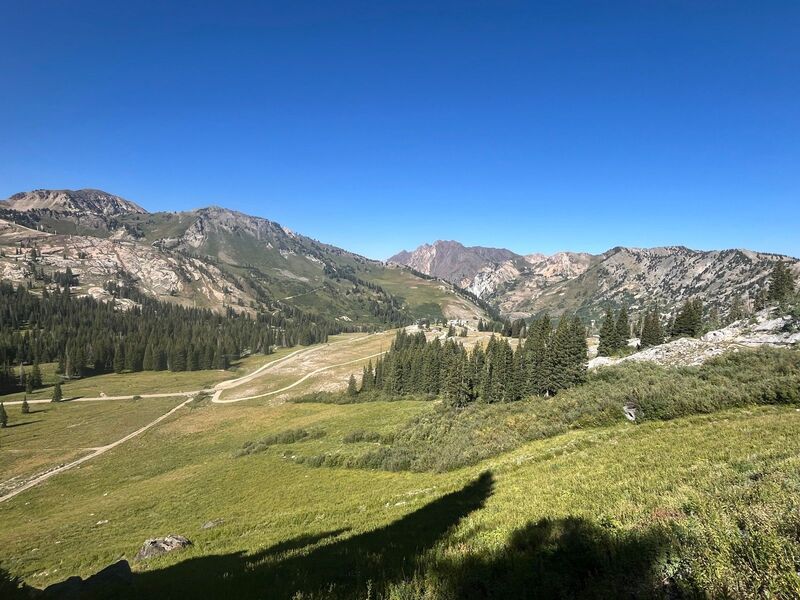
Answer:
391;241;800;320
0;190;487;325
390;241;519;285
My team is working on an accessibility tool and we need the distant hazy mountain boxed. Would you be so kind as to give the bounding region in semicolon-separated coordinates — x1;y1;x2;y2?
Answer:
391;241;800;320
0;189;485;324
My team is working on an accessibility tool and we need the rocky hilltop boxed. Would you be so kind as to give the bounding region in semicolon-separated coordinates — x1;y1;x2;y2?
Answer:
3;189;146;216
391;241;800;319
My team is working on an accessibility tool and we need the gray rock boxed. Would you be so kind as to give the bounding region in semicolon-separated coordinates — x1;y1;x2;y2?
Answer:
135;534;192;560
201;518;224;530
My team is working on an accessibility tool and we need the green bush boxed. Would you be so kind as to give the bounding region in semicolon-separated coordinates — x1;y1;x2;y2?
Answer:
296;348;800;473
236;428;325;457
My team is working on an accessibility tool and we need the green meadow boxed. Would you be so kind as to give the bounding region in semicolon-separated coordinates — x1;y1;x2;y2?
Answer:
1;341;799;598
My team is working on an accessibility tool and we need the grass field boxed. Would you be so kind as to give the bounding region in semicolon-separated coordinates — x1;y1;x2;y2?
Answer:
1;336;799;598
0;352;282;404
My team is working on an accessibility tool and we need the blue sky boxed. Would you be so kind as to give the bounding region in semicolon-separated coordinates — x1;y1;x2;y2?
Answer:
1;1;798;259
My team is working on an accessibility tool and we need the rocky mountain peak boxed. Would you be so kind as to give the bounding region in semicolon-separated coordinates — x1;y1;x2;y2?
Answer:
3;188;147;217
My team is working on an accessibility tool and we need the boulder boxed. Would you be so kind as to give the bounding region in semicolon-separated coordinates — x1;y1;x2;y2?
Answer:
135;534;192;560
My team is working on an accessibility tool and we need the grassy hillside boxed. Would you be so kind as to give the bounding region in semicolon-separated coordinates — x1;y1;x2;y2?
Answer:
1;400;798;598
1;346;799;598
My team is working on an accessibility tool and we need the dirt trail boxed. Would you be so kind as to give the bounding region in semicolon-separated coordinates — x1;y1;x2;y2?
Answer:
0;396;194;503
0;332;393;503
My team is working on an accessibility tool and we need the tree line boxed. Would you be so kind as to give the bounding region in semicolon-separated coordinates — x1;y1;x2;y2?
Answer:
0;281;345;394
597;261;797;355
355;314;587;406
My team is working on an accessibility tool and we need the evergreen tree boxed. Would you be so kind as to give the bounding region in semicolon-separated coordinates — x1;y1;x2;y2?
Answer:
597;307;619;356
0;401;7;427
30;361;42;389
672;299;703;338
640;308;664;348
25;377;33;394
360;361;374;392
753;286;768;312
347;374;358;396
142;344;154;371
727;294;745;324
21;396;30;414
615;305;630;346
113;343;125;374
768;261;796;303
51;381;63;403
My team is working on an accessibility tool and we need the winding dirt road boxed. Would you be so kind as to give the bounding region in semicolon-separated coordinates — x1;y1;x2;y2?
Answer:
0;332;392;503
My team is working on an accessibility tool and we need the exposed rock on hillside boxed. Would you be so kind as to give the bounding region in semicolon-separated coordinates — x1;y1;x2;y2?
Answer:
3;188;146;216
392;240;800;320
589;310;799;369
135;534;192;560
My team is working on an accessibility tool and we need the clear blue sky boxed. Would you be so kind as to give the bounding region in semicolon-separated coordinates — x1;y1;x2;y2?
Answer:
1;1;798;259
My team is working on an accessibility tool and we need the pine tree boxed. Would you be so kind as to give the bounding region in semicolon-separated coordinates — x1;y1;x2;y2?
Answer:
640;308;664;348
142;344;154;371
113;343;125;374
0;401;7;427
597;307;619;356
361;361;374;392
347;374;358;396
25;377;33;394
21;396;30;414
727;295;745;324
51;381;63;403
672;299;703;338
768;261;796;303
30;361;42;389
615;305;630;347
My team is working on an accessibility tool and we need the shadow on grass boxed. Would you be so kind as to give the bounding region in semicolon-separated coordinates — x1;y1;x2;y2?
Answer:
128;471;495;599
431;516;686;600
4;420;41;428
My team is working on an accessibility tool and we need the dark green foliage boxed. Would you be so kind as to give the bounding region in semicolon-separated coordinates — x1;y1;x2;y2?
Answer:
726;294;745;324
236;428;325;457
0;281;340;393
368;321;587;406
615;304;630;344
29;362;42;388
342;429;389;444
21;396;29;414
768;260;796;303
640;307;664;348
303;347;800;474
597;307;621;356
346;374;357;396
671;298;703;338
51;381;63;403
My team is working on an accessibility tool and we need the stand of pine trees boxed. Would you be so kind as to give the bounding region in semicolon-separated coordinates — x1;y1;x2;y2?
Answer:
0;281;346;394
640;307;665;348
671;299;703;338
362;314;587;405
597;306;630;356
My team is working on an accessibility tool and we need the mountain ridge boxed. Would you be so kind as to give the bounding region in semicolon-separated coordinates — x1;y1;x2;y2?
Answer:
390;240;800;320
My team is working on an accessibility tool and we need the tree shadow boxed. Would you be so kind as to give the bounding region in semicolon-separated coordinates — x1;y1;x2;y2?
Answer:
4;420;41;428
122;471;495;599
432;516;692;599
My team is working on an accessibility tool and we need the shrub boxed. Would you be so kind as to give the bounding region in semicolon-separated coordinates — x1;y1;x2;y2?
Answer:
236;428;325;457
